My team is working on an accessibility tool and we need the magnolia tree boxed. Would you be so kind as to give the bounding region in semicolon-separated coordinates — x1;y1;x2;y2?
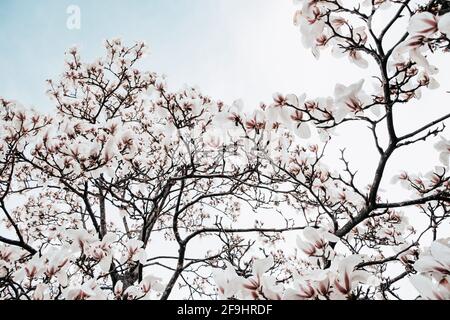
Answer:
0;0;450;300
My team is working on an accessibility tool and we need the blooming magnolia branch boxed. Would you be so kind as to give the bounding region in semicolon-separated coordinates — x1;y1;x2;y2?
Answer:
0;0;449;300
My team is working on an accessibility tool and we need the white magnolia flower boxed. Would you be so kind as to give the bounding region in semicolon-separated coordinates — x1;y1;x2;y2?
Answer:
241;256;282;300
390;171;411;189
284;278;317;300
296;227;339;258
125;239;147;263
43;249;71;286
202;128;224;151
114;280;124;298
408;12;439;37
331;255;369;298
139;274;164;295
417;71;440;90
270;93;303;121
331;28;369;68
410;239;450;300
13;255;44;282
212;261;242;299
333;80;370;121
284;270;332;300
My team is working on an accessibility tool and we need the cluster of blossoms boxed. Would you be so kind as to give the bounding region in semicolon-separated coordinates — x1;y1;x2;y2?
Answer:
214;227;377;300
0;228;163;300
210;0;450;301
214;237;450;300
1;1;449;300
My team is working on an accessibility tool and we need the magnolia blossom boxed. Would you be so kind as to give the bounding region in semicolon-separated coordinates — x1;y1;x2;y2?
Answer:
333;80;370;121
410;274;450;300
296;227;339;259
213;256;282;300
402;12;450;75
439;13;450;35
87;233;116;272
268;93;313;138
408;12;439;37
240;256;282;300
284;270;328;300
63;280;106;300
213;251;373;300
414;240;450;276
138;275;164;297
331;27;369;69
125;239;147;264
212;262;242;298
410;239;450;300
409;12;450;36
330;255;370;299
212;99;244;129
293;0;337;59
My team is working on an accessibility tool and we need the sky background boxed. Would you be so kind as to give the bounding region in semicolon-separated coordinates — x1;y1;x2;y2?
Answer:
0;0;449;299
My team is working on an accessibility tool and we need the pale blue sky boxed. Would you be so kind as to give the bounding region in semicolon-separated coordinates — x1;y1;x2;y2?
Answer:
0;0;373;111
0;0;229;108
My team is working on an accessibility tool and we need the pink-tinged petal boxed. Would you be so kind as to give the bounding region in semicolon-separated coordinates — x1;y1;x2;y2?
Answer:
272;93;286;106
408;12;438;36
317;277;331;296
303;227;322;243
